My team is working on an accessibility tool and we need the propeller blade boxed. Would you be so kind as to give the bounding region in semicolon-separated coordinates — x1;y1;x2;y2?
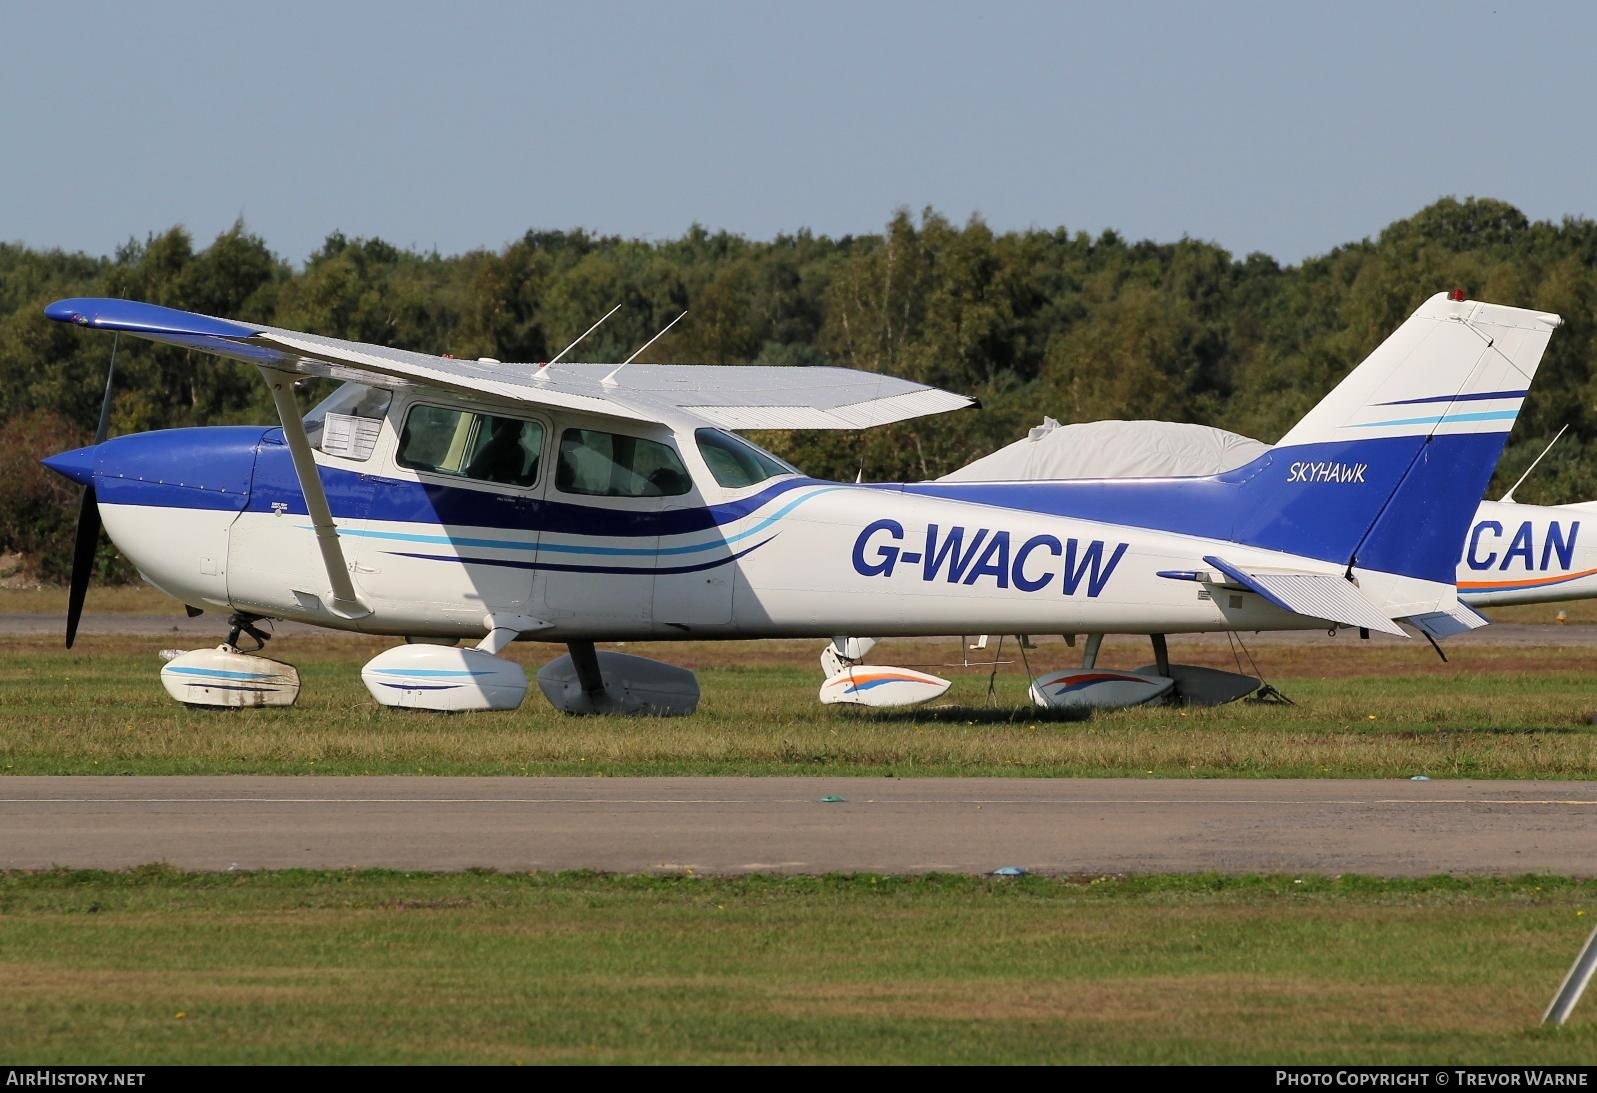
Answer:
66;334;119;648
65;486;101;648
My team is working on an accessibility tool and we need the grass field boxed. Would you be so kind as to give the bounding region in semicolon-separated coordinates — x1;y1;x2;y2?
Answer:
3;630;1596;778
0;584;182;615
6;589;1596;1065
1;869;1592;1065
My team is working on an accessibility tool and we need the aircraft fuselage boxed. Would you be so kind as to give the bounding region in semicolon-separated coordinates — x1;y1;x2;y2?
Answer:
75;393;1422;644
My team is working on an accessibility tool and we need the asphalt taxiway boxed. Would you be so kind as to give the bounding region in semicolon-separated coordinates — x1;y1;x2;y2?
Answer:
2;777;1592;875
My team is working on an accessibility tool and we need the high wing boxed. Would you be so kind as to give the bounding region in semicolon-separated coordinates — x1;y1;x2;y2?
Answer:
44;298;976;429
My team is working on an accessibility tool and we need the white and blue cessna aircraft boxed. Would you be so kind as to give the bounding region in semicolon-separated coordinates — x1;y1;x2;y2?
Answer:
40;292;1559;715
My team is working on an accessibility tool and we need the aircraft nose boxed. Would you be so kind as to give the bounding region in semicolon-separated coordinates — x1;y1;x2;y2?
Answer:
41;444;98;487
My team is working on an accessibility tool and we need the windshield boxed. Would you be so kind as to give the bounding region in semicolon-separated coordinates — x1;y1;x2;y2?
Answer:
303;382;392;443
694;428;800;489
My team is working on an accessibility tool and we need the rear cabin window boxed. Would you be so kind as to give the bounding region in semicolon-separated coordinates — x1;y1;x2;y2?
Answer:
694;428;798;488
556;428;691;497
396;405;544;488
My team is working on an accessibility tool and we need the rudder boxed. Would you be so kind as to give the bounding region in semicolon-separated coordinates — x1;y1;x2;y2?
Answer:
1227;292;1560;585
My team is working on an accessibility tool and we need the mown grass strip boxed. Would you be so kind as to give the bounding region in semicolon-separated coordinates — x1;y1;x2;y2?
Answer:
1;869;1593;1064
3;636;1596;778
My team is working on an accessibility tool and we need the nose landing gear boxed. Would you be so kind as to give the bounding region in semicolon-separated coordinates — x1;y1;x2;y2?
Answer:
158;613;301;708
224;613;272;652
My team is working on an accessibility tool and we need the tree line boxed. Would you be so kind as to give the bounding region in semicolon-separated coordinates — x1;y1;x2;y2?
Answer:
3;197;1595;582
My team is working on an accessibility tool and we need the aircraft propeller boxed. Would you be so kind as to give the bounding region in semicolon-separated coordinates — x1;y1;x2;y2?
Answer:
65;334;118;648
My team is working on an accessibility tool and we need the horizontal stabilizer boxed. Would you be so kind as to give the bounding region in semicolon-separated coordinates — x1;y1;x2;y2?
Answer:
1203;555;1405;636
1402;603;1490;641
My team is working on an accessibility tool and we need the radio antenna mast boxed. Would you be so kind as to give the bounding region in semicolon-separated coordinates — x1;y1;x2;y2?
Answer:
603;311;687;387
1501;423;1569;503
535;303;621;380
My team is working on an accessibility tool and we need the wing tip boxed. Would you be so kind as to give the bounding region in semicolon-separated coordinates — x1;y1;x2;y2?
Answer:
44;298;258;340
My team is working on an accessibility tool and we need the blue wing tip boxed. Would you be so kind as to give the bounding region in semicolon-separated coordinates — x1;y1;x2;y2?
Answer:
43;298;258;340
43;299;91;325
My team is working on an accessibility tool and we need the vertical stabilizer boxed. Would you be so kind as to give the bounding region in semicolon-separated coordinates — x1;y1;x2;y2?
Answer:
1227;292;1560;585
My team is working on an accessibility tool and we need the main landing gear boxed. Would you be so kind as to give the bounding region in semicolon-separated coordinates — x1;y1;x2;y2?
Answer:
160;611;702;715
815;632;1273;711
534;640;701;716
1027;632;1262;710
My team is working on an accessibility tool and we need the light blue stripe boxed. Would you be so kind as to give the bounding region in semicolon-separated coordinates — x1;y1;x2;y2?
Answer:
332;527;538;551
1352;409;1519;429
315;485;847;559
369;668;492;677
715;486;849;548
163;665;277;680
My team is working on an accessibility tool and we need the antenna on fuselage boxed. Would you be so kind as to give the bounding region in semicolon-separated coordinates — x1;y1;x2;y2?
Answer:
534;303;622;380
603;311;687;387
1501;423;1569;503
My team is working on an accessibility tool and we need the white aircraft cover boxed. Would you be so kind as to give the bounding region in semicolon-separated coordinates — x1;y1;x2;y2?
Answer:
939;418;1270;482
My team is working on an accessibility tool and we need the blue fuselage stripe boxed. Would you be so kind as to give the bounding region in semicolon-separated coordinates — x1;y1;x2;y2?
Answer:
327;485;846;557
388;535;776;575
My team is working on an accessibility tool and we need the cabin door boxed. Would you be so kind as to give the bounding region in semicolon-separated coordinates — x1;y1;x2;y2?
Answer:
350;402;547;628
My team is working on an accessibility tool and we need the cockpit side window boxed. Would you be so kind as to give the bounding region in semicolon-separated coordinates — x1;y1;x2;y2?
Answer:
463;415;544;487
694;428;799;488
397;404;543;488
555;428;692;497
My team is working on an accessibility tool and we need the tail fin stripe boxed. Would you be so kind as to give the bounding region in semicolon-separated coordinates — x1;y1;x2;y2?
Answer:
1352;409;1519;429
1377;388;1527;407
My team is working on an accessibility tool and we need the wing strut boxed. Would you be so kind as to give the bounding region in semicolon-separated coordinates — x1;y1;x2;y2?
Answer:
261;367;369;620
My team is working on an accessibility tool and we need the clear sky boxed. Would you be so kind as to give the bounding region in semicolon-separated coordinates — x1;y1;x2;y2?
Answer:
4;0;1593;267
